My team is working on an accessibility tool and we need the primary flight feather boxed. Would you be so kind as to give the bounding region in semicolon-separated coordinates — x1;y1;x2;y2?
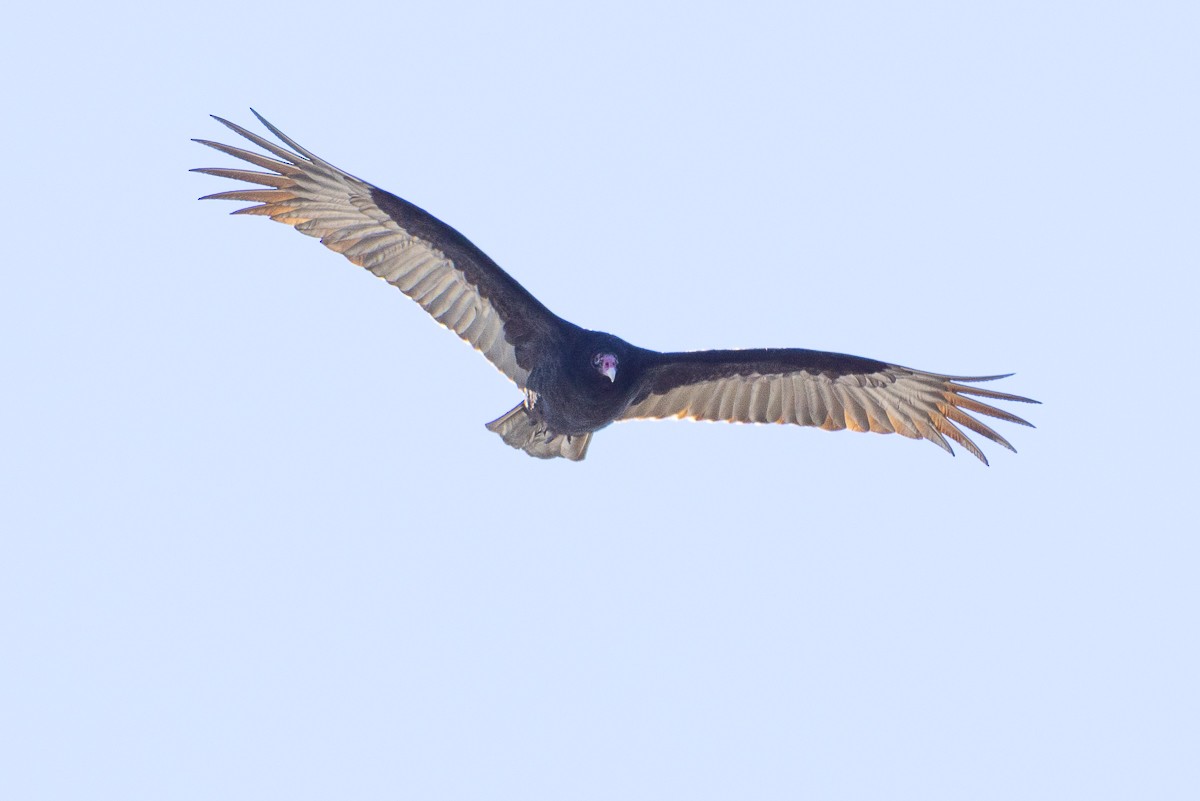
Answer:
194;112;1037;463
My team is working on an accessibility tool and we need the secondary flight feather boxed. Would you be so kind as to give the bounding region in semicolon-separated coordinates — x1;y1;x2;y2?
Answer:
194;112;1037;463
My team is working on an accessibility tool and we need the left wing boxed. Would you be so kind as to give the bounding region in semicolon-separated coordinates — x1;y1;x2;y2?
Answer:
621;348;1037;464
192;112;567;388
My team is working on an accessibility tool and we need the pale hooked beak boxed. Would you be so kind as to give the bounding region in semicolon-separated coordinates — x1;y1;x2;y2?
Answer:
595;353;618;382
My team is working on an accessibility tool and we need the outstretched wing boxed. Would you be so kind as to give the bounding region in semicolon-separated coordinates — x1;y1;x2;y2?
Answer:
621;349;1037;464
193;111;565;387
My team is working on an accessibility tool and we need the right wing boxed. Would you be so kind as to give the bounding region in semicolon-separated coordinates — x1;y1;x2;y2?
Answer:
622;348;1037;464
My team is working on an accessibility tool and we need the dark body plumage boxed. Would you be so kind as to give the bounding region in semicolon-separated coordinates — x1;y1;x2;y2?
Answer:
194;112;1037;463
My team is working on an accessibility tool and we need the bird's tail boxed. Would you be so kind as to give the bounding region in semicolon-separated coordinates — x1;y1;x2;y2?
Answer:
485;404;592;461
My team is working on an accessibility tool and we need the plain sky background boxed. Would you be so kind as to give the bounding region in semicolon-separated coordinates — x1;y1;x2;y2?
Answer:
2;2;1197;799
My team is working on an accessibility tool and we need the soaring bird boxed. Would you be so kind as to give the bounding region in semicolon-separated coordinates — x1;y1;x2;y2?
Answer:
194;112;1036;463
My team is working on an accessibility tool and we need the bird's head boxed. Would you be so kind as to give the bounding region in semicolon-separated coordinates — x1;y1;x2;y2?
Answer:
592;352;619;383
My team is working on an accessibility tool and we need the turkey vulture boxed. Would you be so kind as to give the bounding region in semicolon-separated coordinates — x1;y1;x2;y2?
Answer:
194;112;1036;463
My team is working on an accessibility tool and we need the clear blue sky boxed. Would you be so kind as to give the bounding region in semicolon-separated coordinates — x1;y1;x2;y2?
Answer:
2;2;1197;799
